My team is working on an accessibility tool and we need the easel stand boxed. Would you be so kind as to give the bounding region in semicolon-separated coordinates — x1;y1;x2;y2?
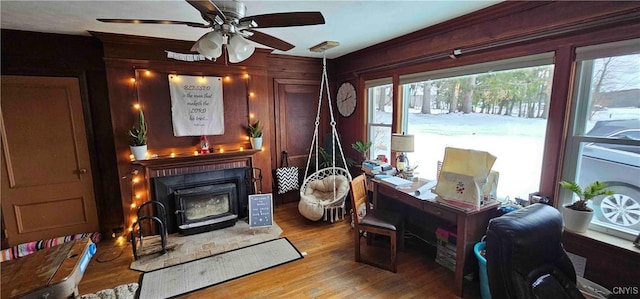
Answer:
250;227;272;235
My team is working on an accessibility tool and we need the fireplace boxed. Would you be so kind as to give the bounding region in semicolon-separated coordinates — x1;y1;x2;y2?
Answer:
151;167;250;235
174;183;238;235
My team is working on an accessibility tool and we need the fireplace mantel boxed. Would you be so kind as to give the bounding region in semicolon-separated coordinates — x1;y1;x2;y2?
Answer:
132;149;260;178
132;149;259;168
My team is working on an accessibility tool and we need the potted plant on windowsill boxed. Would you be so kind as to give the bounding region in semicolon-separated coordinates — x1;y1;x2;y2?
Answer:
351;140;372;165
559;180;614;233
247;120;263;150
129;108;147;160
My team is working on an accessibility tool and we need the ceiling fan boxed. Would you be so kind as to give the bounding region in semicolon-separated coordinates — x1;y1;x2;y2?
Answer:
98;0;325;63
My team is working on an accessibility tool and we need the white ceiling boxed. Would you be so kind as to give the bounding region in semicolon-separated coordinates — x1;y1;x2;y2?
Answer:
1;0;502;59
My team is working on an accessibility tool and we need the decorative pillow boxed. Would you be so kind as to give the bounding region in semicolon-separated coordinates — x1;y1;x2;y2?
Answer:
298;199;324;221
304;175;349;201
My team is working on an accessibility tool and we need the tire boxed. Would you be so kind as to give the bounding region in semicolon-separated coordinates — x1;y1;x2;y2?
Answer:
592;182;640;229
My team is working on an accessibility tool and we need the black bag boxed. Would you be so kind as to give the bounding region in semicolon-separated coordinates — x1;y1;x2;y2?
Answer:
275;151;299;194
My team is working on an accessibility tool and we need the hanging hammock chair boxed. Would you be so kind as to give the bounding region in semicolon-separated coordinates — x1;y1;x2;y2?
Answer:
298;47;352;222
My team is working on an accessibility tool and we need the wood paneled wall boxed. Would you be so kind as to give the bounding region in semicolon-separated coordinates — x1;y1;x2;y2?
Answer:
1;29;323;241
334;2;640;195
330;1;640;292
2;3;639;288
94;32;323;234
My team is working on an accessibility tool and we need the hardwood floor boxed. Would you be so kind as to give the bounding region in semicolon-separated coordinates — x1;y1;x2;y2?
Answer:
78;202;481;298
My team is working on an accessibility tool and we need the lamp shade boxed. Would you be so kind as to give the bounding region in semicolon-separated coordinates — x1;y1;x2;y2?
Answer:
391;134;415;153
227;35;255;63
191;31;223;60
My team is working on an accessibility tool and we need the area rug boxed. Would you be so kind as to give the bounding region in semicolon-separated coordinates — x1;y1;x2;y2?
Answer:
137;238;302;299
130;220;282;272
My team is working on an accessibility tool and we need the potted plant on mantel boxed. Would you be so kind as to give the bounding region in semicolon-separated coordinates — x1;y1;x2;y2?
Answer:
129;108;147;160
559;180;614;233
247;120;263;150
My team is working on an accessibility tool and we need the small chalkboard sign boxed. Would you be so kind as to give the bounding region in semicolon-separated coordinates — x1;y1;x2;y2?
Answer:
248;194;273;229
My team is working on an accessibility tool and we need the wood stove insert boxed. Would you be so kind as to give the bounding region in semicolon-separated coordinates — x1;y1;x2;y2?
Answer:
174;183;238;235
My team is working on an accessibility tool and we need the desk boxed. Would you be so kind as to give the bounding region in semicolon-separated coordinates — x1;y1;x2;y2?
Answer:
371;179;499;298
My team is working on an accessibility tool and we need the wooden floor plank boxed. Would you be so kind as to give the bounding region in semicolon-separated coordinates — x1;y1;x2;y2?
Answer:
78;202;481;298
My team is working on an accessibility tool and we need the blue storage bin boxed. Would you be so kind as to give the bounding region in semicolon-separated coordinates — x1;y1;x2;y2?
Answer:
474;241;491;299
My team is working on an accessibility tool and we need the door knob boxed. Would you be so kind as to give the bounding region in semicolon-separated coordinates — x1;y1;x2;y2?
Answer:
78;168;88;174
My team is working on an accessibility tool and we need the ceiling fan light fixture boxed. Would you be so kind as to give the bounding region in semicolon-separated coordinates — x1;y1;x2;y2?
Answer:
227;34;255;63
192;31;223;59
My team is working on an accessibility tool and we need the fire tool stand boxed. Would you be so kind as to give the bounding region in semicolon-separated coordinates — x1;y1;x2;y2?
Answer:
130;201;168;260
246;167;263;194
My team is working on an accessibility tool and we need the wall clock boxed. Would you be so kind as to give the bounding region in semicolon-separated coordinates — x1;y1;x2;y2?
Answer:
337;82;357;117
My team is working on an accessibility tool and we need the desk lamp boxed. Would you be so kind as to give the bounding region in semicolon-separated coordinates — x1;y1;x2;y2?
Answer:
391;133;415;172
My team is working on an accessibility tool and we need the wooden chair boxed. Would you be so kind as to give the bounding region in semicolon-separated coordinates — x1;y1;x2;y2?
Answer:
349;174;403;272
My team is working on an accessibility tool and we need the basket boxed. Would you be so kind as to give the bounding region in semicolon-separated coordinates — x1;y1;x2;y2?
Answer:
474;241;491;299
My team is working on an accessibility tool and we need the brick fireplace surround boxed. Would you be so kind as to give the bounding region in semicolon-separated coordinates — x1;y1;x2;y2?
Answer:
132;150;260;236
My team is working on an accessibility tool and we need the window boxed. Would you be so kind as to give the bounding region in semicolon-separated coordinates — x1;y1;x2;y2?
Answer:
562;39;640;240
399;54;554;200
366;79;393;161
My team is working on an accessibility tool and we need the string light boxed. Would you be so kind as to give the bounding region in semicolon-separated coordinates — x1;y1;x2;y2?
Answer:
123;71;262;237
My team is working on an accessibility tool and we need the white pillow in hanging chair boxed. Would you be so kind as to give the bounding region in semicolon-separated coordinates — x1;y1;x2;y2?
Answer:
298;199;324;221
303;175;349;203
298;174;350;221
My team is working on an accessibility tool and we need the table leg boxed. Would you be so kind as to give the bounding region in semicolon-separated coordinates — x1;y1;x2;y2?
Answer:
455;214;467;297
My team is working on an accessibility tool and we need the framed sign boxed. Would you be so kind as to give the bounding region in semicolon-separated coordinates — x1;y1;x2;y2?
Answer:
248;194;273;229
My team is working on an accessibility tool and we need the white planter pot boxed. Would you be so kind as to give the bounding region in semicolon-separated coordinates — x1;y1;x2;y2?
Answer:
250;137;263;150
561;204;594;233
130;145;147;160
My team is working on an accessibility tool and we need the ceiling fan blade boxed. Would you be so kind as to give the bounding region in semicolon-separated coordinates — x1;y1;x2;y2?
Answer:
185;0;225;24
245;30;294;51
98;18;209;28
241;12;325;28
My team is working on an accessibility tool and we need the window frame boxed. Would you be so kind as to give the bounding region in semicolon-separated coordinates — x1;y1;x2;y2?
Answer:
365;78;393;161
561;39;640;240
397;54;555;198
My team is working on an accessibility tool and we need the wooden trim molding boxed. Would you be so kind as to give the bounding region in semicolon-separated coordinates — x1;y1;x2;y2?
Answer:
132;149;259;175
335;2;640;77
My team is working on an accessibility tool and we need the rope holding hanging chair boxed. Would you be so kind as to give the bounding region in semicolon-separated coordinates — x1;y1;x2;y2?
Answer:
298;47;352;222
